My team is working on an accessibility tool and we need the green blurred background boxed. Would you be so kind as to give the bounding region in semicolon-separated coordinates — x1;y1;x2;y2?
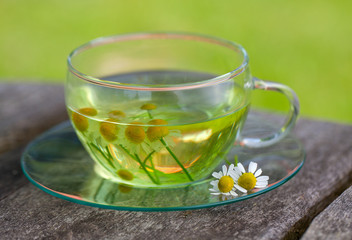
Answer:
1;0;351;123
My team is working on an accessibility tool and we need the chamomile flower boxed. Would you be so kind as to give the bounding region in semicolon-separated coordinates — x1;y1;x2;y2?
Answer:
140;103;157;110
118;122;151;154
140;103;157;119
108;110;126;120
99;118;119;142
117;169;134;181
72;107;97;132
145;119;181;152
231;162;269;193
209;164;238;197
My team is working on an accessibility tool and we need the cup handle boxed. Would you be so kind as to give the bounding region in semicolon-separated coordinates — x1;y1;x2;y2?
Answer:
238;77;300;148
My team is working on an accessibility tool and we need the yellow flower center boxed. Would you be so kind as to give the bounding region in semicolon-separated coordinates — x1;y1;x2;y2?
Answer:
125;122;146;144
99;119;119;142
218;176;234;193
108;110;126;119
79;107;98;116
140;103;157;110
147;119;169;142
72;107;97;132
118;184;132;193
117;169;134;181
238;172;257;190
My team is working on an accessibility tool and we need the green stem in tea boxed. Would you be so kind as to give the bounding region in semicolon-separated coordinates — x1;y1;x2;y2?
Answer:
119;144;159;184
149;159;160;184
119;144;138;161
105;146;122;168
147;110;153;119
143;151;160;183
134;153;159;184
160;138;194;182
90;143;115;169
143;150;155;165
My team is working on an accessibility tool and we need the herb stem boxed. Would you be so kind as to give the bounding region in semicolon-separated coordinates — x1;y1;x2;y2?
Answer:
234;155;239;166
144;151;160;184
90;143;115;169
160;137;194;181
147;110;153;119
143;150;155;165
134;154;158;184
119;144;159;184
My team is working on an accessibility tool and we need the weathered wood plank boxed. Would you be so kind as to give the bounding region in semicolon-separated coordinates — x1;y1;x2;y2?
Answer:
0;84;352;239
0;83;67;154
0;83;68;199
0;148;28;200
302;186;352;240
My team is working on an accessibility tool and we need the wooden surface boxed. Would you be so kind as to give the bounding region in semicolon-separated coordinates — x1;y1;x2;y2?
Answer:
1;83;352;240
302;186;352;240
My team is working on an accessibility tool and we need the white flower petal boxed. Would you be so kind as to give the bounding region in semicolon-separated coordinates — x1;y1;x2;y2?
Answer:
210;180;219;186
212;172;221;179
234;184;248;193
228;164;235;173
248;162;257;173
255;181;268;187
209;188;217;192
222;165;227;175
255;184;268;188
256;180;268;185
254;168;262;177
256;179;268;184
227;169;236;178
237;163;246;173
219;171;223;177
233;167;242;176
257;176;269;181
234;167;242;174
211;192;221;195
230;191;238;196
229;171;240;180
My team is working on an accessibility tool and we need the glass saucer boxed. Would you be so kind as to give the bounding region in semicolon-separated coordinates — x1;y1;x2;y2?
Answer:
21;114;305;211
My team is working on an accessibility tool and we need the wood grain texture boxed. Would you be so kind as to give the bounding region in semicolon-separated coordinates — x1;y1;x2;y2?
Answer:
0;83;68;200
0;83;67;153
0;84;352;239
302;186;352;240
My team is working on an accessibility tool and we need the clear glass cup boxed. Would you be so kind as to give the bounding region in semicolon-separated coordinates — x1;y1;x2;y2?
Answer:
65;33;299;188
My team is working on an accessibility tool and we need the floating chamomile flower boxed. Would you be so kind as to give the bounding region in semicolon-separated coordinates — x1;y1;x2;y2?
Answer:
209;164;238;197
140;103;157;110
147;119;169;141
146;119;181;152
72;107;97;132
118;184;133;193
141;103;157;119
108;110;126;120
117;169;134;181
99;118;119;142
119;122;151;154
231;162;269;193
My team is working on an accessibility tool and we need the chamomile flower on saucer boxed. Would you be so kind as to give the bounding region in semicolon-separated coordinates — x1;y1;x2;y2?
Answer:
231;162;269;193
209;164;238;197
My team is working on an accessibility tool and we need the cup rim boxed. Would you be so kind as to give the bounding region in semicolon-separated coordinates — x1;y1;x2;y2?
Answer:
67;32;249;91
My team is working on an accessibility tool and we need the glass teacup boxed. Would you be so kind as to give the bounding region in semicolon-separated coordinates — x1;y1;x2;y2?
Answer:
65;33;299;188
